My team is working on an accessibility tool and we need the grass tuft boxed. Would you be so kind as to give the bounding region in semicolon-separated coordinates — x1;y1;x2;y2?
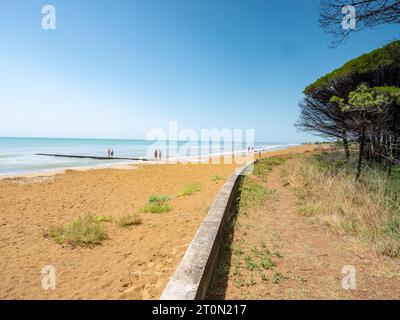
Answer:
211;175;225;182
49;214;108;247
297;205;324;217
116;214;142;227
244;255;259;271
140;194;172;214
177;182;201;196
93;215;114;223
272;272;287;284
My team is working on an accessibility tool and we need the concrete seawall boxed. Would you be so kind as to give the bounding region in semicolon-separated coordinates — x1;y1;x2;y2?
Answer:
160;162;254;300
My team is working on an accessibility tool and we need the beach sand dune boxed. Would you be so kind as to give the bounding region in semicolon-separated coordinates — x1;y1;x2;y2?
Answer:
0;145;315;299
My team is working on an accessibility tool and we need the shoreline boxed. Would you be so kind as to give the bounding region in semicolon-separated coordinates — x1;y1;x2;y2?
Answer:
0;144;302;180
0;163;139;180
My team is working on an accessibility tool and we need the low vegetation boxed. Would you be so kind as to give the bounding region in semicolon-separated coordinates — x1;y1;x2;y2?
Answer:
140;194;172;213
282;151;400;257
48;212;144;246
272;272;287;284
177;182;201;196
211;175;225;182
93;215;114;223
244;247;276;271
253;157;286;179
207;157;285;298
116;214;142;227
48;214;108;247
239;177;275;215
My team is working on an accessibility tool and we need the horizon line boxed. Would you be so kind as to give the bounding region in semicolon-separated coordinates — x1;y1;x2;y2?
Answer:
0;135;305;144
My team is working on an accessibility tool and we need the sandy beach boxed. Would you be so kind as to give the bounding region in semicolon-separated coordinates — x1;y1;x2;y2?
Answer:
0;144;316;299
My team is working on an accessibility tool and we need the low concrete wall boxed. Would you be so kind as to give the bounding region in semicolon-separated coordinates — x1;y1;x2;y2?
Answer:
160;162;254;300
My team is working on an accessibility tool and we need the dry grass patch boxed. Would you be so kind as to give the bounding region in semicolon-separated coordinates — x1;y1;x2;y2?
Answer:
116;214;142;227
281;152;400;257
297;205;324;217
93;215;114;223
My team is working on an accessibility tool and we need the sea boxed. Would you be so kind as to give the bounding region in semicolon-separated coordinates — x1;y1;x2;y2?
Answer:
0;137;298;176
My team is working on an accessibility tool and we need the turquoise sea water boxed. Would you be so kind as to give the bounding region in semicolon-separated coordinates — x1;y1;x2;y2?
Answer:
0;137;296;176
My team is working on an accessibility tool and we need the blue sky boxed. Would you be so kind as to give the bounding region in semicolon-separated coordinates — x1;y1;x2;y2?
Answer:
0;0;398;143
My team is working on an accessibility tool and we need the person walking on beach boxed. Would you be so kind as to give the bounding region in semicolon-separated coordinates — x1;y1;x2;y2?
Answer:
107;148;111;158
154;149;158;160
110;149;114;158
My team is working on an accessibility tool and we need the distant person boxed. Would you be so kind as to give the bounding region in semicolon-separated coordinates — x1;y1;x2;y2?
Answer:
158;149;162;160
259;151;262;158
154;149;158;160
107;148;111;158
110;149;114;158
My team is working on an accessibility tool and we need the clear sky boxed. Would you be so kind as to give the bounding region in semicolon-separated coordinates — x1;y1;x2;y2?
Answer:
0;0;398;143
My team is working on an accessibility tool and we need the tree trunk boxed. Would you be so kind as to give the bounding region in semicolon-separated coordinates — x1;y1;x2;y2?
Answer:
387;163;393;181
386;162;393;193
356;121;366;181
343;136;350;161
342;127;350;161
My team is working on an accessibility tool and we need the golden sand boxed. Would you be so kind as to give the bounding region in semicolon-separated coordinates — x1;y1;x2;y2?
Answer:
0;144;316;299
